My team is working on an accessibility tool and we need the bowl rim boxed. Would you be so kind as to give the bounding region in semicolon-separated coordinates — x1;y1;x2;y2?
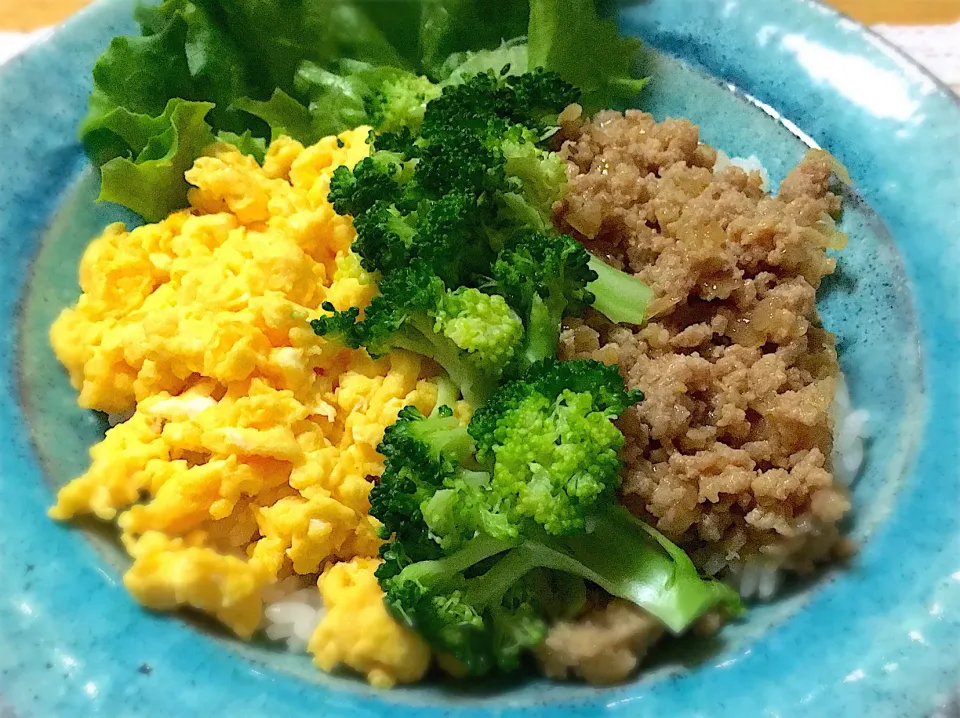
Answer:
0;1;958;716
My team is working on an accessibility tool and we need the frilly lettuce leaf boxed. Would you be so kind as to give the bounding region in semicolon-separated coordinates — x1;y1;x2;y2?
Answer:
440;0;646;111
80;12;195;167
97;99;214;223
418;0;530;78
232;90;315;145
440;39;531;86
528;0;647;111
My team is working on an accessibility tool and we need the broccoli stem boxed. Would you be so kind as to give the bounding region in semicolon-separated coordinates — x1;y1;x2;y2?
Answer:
531;570;587;620
432;374;460;415
530;505;742;633
587;255;653;325
521;290;568;366
406;411;476;463
392;320;494;408
398;534;517;589
464;546;540;611
414;504;740;635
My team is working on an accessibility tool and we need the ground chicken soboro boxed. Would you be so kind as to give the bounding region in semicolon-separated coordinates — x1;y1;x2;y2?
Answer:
537;599;665;684
540;110;850;682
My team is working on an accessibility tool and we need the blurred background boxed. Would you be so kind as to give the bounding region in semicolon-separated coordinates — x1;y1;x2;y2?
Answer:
1;0;958;92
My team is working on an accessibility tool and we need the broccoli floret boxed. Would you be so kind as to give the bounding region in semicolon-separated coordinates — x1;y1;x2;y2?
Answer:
490;234;654;363
349;201;418;276
508;70;584;130
499;126;569;230
418;71;507;139
467;358;643;536
372;126;420;157
331;70;579;280
375;542;534;675
434;288;523;380
324;69;653;410
371;403;477;578
490;232;596;367
380;534;544;675
365;73;441;133
413;122;508;198
421;68;579;139
310;263;440;354
411;71;575;205
312;264;522;407
294;61;441;137
309;302;361;348
327;150;412;218
347;189;489;285
369;385;501;559
373;357;741;675
374;357;640;547
411;192;492;286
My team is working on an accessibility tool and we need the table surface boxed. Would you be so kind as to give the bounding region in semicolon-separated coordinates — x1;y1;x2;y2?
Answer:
1;0;959;31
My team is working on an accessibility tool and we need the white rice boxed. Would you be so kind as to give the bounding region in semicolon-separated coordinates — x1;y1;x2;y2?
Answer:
727;560;785;601
713;150;772;192
260;576;325;652
831;374;871;487
723;374;869;600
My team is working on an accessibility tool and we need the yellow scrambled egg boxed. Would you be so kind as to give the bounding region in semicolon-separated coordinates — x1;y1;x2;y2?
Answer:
49;130;438;687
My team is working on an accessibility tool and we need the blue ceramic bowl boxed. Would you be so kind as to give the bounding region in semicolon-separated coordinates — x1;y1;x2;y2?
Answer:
1;1;958;716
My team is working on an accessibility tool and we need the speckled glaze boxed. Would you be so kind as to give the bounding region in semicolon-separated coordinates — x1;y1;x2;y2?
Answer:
1;0;957;716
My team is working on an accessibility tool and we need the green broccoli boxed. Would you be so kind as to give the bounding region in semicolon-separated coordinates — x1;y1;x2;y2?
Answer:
370;358;641;553
347;201;416;277
414;359;641;552
374;358;642;563
328;70;580;284
370;402;476;578
499;125;569;231
380;504;744;677
419;68;580;139
312;264;522;407
349;192;491;286
413;192;494;286
466;358;642;537
491;232;655;367
293;61;441;138
321;68;653;419
371;356;742;676
434;289;524;380
327;150;410;219
587;255;654;326
380;534;542;675
490;232;596;367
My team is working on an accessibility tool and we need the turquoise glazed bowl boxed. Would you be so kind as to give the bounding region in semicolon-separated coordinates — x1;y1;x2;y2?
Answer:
1;1;958;715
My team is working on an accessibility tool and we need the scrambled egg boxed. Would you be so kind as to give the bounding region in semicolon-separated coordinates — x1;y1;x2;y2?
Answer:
312;558;432;688
49;130;438;687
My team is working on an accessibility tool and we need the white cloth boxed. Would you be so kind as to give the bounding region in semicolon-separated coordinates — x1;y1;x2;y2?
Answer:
874;22;960;91
0;29;50;64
